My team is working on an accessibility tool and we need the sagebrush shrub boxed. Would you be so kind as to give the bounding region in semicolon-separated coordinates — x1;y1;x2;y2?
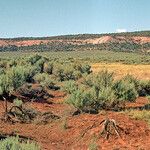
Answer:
67;71;139;111
139;80;150;96
34;73;55;89
28;54;42;65
44;62;53;74
66;88;93;111
0;66;27;96
97;87;117;108
113;80;138;102
84;70;114;89
35;58;47;73
123;74;141;92
13;98;23;107
0;136;40;150
25;65;40;83
53;64;64;81
73;62;91;74
62;80;78;94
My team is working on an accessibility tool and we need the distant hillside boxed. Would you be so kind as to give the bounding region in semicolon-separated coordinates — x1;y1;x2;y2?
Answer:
0;30;150;53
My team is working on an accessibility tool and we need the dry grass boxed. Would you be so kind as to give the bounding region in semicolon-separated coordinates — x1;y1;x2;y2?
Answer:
124;110;150;125
91;63;150;80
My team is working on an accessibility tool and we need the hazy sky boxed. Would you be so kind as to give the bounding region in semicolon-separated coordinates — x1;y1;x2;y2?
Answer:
0;0;149;38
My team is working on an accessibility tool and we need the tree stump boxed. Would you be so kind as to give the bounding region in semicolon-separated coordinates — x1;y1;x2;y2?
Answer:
100;118;122;139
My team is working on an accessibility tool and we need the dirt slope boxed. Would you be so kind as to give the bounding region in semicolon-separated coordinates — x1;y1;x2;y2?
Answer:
0;35;150;47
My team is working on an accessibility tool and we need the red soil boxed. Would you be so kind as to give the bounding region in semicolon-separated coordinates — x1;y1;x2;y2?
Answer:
0;95;150;150
0;36;150;47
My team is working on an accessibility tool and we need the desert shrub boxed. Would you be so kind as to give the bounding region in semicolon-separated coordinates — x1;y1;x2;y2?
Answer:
17;84;49;102
13;98;23;107
0;68;4;75
80;64;92;74
53;64;74;81
53;64;64;81
44;62;53;74
88;137;98;150
33;73;55;89
123;74;141;92
62;80;78;94
73;70;82;80
84;70;114;89
125;110;150;125
34;73;48;83
25;65;40;83
113;80;138;102
0;136;40;150
66;70;139;112
6;66;26;90
66;71;117;111
139;80;150;96
53;62;92;81
0;66;26;96
63;65;75;80
66;88;93;112
0;74;13;96
73;62;91;74
35;58;47;73
96;87;117;109
28;54;42;65
0;60;8;68
7;59;17;68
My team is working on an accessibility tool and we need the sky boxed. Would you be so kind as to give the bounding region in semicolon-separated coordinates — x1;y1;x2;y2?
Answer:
0;0;149;38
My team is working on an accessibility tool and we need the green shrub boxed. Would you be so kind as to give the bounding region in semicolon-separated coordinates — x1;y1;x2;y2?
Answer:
0;68;4;75
28;54;42;65
73;70;82;80
66;71;138;111
63;65;75;80
53;62;92;81
13;98;23;107
44;62;53;74
0;136;40;150
73;62;91;74
139;80;150;96
25;65;40;83
0;66;26;96
0;74;13;96
66;88;93;112
97;87;117;108
53;64;64;81
88;140;98;150
84;70;114;89
125;110;150;125
35;58;46;73
123;74;141;92
33;73;55;89
7;66;26;90
113;80;138;102
62;80;78;94
80;64;92;74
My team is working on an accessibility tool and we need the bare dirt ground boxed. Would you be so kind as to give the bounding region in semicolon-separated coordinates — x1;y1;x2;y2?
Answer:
0;90;150;150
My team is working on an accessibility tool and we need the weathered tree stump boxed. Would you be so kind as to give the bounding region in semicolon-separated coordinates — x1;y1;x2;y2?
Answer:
100;118;122;139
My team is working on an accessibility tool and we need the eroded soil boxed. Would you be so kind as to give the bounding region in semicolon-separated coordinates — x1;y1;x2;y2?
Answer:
0;91;150;150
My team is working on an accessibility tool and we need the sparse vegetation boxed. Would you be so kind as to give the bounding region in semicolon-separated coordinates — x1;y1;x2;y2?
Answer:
0;31;150;52
0;136;40;150
125;110;150;125
0;49;149;149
